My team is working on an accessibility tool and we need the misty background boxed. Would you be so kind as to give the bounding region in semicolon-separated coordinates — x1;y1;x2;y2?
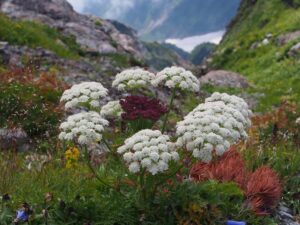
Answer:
67;0;240;52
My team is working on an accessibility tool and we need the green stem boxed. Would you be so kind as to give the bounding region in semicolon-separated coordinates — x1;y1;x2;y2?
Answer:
151;164;184;199
83;146;116;190
161;88;176;133
139;169;147;204
151;151;193;198
102;138;113;152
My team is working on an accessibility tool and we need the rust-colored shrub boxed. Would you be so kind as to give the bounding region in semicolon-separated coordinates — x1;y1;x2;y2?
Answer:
189;149;282;215
190;148;248;188
189;161;211;182
210;148;248;189
247;100;299;147
246;166;282;215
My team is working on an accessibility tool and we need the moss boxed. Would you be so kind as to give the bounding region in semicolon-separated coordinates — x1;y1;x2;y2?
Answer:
94;20;103;26
0;14;82;59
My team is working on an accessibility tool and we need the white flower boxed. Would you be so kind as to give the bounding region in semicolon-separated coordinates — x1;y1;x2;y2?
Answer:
152;66;200;92
59;112;109;146
112;68;155;91
205;92;252;127
175;93;252;162
100;100;123;119
60;82;108;110
296;117;300;125
117;129;179;175
78;135;89;145
129;162;140;173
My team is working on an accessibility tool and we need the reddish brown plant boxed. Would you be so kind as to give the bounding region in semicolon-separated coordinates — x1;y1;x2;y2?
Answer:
189;147;248;188
245;166;282;215
189;148;282;215
189;161;212;182
210;148;248;189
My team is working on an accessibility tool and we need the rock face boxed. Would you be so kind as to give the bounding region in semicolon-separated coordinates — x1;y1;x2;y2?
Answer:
200;70;249;88
0;0;146;58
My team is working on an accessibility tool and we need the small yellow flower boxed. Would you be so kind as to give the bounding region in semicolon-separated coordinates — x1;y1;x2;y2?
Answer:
65;147;80;169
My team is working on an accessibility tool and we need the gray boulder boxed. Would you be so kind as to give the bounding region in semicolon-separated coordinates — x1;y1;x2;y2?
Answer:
200;70;249;88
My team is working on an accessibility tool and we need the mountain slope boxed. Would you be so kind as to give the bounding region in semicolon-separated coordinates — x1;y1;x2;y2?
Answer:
190;43;215;65
80;0;241;40
0;0;150;87
0;0;145;58
211;0;300;111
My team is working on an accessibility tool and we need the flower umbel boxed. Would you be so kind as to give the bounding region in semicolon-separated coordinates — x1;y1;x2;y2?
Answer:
117;129;179;175
176;93;252;162
152;66;200;92
60;82;108;110
59;111;109;145
100;100;123;119
112;68;155;91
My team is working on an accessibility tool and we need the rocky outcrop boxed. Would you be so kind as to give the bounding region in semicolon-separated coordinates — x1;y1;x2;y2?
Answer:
277;30;300;46
0;0;146;58
0;41;126;87
288;42;300;57
276;202;300;225
200;70;249;88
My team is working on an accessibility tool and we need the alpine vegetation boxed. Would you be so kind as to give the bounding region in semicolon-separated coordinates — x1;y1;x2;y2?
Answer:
60;82;108;110
151;66;200;92
112;68;155;91
59;111;109;145
54;66;282;224
117;129;179;175
176;94;252;162
100;100;123;119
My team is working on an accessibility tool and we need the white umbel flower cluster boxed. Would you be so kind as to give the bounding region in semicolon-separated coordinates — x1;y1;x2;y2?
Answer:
100;100;123;119
117;129;179;175
151;66;200;92
205;92;252;123
60;82;108;109
112;68;155;91
296;117;300;125
59;111;109;145
176;93;252;162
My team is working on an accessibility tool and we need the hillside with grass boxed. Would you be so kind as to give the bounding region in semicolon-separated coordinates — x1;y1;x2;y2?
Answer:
211;0;300;111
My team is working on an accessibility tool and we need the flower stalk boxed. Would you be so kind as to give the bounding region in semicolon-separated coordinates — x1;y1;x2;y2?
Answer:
161;88;176;133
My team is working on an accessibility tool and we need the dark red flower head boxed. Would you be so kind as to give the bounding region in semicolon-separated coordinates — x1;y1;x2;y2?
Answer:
120;95;167;122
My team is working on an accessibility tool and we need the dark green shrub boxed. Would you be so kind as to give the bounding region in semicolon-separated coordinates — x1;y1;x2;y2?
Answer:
0;83;62;137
